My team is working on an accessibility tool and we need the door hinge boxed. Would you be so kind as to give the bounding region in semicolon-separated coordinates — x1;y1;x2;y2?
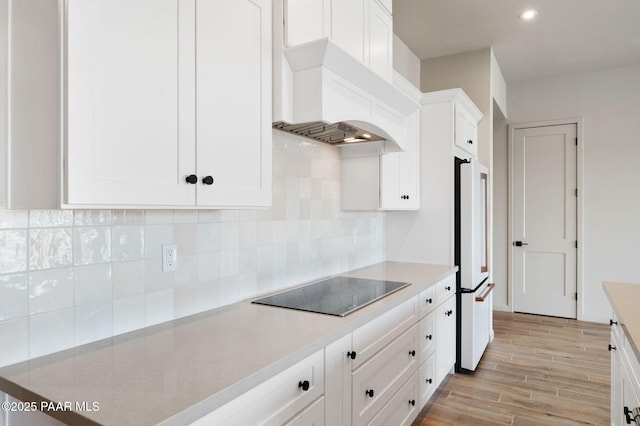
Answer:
575;292;578;301
575;137;578;145
575;241;578;249
575;188;578;197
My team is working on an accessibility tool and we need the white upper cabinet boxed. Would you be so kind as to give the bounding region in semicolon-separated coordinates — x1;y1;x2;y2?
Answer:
421;88;483;161
7;0;271;209
283;0;392;81
454;105;479;159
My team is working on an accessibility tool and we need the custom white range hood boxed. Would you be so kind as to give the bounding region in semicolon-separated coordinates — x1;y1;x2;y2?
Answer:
273;39;418;154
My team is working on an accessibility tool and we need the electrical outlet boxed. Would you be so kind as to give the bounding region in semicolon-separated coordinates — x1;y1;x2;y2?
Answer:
162;244;177;272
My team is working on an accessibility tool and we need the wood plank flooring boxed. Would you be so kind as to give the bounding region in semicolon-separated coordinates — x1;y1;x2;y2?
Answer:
413;311;611;426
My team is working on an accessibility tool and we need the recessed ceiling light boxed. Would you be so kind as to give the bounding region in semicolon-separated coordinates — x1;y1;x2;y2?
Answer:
519;9;538;20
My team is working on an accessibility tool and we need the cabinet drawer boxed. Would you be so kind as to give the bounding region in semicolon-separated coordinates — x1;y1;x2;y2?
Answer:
283;396;324;426
352;297;418;369
368;372;419;426
419;285;436;317
435;275;456;306
419;353;436;407
352;323;419;425
418;311;435;363
192;349;324;425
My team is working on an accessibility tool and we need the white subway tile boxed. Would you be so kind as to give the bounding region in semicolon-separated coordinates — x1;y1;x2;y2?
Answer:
145;289;174;326
0;230;27;273
29;268;74;314
112;261;146;298
0;210;28;229
144;225;174;259
30;309;74;358
111;226;145;262
174;224;198;255
74;210;112;226
173;210;198;224
29;210;73;227
0;274;28;320
74;264;112;305
0;317;29;367
144;210;174;224
74;301;113;345
113;295;145;335
74;227;111;265
145;259;174;292
112;210;145;225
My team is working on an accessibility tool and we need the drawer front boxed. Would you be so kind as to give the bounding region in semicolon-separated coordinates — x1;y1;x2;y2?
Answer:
435;274;455;306
419;353;436;407
352;323;419;425
368;372;419;426
283;396;324;426
352;297;418;369
192;349;324;425
419;285;436;317
418;311;435;363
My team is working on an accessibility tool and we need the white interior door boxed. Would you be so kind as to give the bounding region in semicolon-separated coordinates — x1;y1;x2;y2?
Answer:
512;124;577;318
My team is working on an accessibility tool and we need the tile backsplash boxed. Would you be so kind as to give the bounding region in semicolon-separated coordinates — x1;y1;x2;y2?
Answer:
0;131;384;367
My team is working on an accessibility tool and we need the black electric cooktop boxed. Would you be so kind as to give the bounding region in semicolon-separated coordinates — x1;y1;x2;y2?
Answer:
252;276;411;316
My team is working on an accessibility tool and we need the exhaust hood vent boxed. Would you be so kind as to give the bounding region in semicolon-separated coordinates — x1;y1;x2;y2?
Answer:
273;121;385;145
273;39;419;154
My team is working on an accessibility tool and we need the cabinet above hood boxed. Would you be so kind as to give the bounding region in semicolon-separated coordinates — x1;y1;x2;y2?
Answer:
272;39;419;153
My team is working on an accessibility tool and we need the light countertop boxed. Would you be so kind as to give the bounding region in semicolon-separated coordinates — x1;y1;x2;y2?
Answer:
603;281;640;361
0;261;456;426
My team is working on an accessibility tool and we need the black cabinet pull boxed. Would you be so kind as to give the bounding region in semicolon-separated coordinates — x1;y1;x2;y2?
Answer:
185;174;198;184
298;380;310;391
426;334;432;341
409;399;416;406
609;344;617;351
347;351;357;360
624;406;637;424
409;350;416;357
467;139;473;145
365;389;375;398
425;298;433;304
202;176;214;185
610;319;618;326
426;378;433;384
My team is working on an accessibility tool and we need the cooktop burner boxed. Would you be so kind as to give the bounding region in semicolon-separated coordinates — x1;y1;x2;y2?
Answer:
252;276;410;316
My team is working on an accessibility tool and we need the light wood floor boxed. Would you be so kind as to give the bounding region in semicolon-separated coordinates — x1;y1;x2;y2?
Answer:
413;311;611;426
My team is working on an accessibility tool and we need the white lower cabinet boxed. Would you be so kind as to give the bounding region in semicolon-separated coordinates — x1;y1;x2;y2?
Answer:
196;274;457;426
610;313;640;426
435;294;456;385
368;372;420;426
191;349;324;425
352;323;419;425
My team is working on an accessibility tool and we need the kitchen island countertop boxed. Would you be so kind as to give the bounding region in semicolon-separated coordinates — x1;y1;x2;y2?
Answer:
0;261;456;426
603;281;640;363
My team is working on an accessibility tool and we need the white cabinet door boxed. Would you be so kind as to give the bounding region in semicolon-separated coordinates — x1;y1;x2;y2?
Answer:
366;0;392;81
331;0;365;63
196;0;272;208
325;334;352;426
380;110;419;210
368;372;419;426
66;0;195;206
418;311;435;363
435;296;456;384
284;0;327;47
454;105;478;159
284;396;325;426
419;353;436;407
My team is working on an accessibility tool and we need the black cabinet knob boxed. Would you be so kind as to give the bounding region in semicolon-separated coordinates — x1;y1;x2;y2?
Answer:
610;319;618;326
409;350;416;357
425;298;433;304
609;344;617;351
365;389;375;398
202;176;214;185
426;334;432;341
467;139;473;144
347;351;357;360
426;378;433;384
445;310;453;317
298;380;310;391
185;174;198;184
445;286;451;291
409;399;416;406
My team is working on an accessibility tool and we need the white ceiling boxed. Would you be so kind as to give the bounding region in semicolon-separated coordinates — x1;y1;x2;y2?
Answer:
393;0;640;83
